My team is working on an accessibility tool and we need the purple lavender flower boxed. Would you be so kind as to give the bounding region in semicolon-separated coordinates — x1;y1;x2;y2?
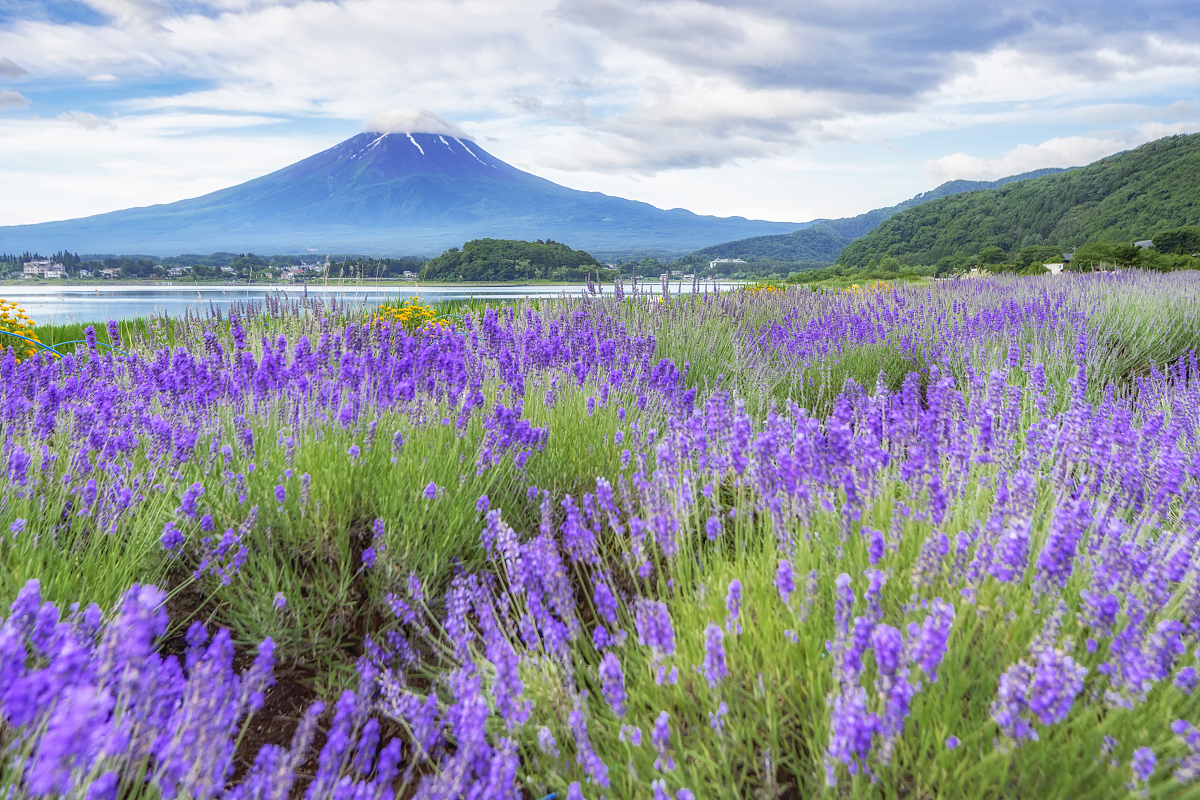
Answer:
652;711;676;771
274;592;287;610
161;521;184;552
635;600;676;656
598;653;627;716
825;685;879;785
177;481;205;518
908;598;955;683
1175;666;1198;695
476;494;490;514
776;560;795;604
706;515;722;540
865;527;885;565
361;547;376;568
568;708;610;788
703;623;727;688
619;724;643;746
1132;746;1157;782
274;484;286;507
537;726;559;757
6;445;30;487
10;517;26;535
423;481;438;500
725;579;743;635
945;736;960;749
593;579;619;626
708;701;729;733
105;319;121;348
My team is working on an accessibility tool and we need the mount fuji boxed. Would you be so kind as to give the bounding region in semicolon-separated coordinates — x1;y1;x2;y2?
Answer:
1;129;807;257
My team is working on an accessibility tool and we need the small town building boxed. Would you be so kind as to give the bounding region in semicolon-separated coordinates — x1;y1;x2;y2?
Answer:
22;259;65;278
1134;240;1154;249
709;258;746;270
1044;263;1065;275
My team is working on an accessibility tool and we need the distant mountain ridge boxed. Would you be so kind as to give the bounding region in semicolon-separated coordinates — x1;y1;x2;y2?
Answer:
837;134;1200;267
0;132;805;257
680;167;1074;265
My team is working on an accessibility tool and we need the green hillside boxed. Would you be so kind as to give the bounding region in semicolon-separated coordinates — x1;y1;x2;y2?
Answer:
837;133;1200;268
421;238;607;282
679;224;851;266
819;167;1073;240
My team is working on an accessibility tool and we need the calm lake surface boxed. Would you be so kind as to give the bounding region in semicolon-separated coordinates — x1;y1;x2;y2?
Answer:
1;281;740;324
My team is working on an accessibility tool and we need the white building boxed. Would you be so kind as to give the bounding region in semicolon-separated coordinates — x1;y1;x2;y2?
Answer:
709;258;747;270
22;259;65;278
77;269;92;278
1044;262;1065;276
1134;240;1154;249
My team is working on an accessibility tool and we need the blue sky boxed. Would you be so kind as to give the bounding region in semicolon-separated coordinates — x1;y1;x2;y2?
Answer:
1;0;1197;228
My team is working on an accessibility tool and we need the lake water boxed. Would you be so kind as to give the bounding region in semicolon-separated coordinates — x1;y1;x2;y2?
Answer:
0;281;740;324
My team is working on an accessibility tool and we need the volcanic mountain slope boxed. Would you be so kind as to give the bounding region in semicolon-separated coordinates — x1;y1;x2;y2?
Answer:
0;132;805;256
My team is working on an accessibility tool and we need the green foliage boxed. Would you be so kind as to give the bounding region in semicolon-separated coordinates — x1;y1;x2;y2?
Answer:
978;245;1006;264
838;134;1200;268
422;238;607;282
1155;225;1200;254
1015;244;1066;267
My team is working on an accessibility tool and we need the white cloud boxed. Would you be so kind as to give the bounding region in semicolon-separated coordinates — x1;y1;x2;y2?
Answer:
364;108;468;138
923;121;1200;182
0;0;1196;227
0;57;29;79
0;90;28;108
58;110;119;130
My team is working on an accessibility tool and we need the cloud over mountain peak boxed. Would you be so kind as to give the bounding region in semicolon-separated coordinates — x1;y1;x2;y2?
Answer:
364;108;468;139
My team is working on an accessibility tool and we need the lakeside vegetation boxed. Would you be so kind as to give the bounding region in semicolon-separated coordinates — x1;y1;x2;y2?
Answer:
2;272;1199;798
420;238;608;282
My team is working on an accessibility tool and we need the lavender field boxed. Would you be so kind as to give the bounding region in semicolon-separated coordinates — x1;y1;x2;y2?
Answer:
3;273;1200;799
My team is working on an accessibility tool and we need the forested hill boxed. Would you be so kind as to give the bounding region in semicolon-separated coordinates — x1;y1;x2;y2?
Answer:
421;238;605;281
819;167;1074;240
837;133;1200;268
678;167;1073;268
679;225;851;265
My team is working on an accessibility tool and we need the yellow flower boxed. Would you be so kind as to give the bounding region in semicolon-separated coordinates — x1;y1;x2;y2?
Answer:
373;298;439;333
0;299;42;362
